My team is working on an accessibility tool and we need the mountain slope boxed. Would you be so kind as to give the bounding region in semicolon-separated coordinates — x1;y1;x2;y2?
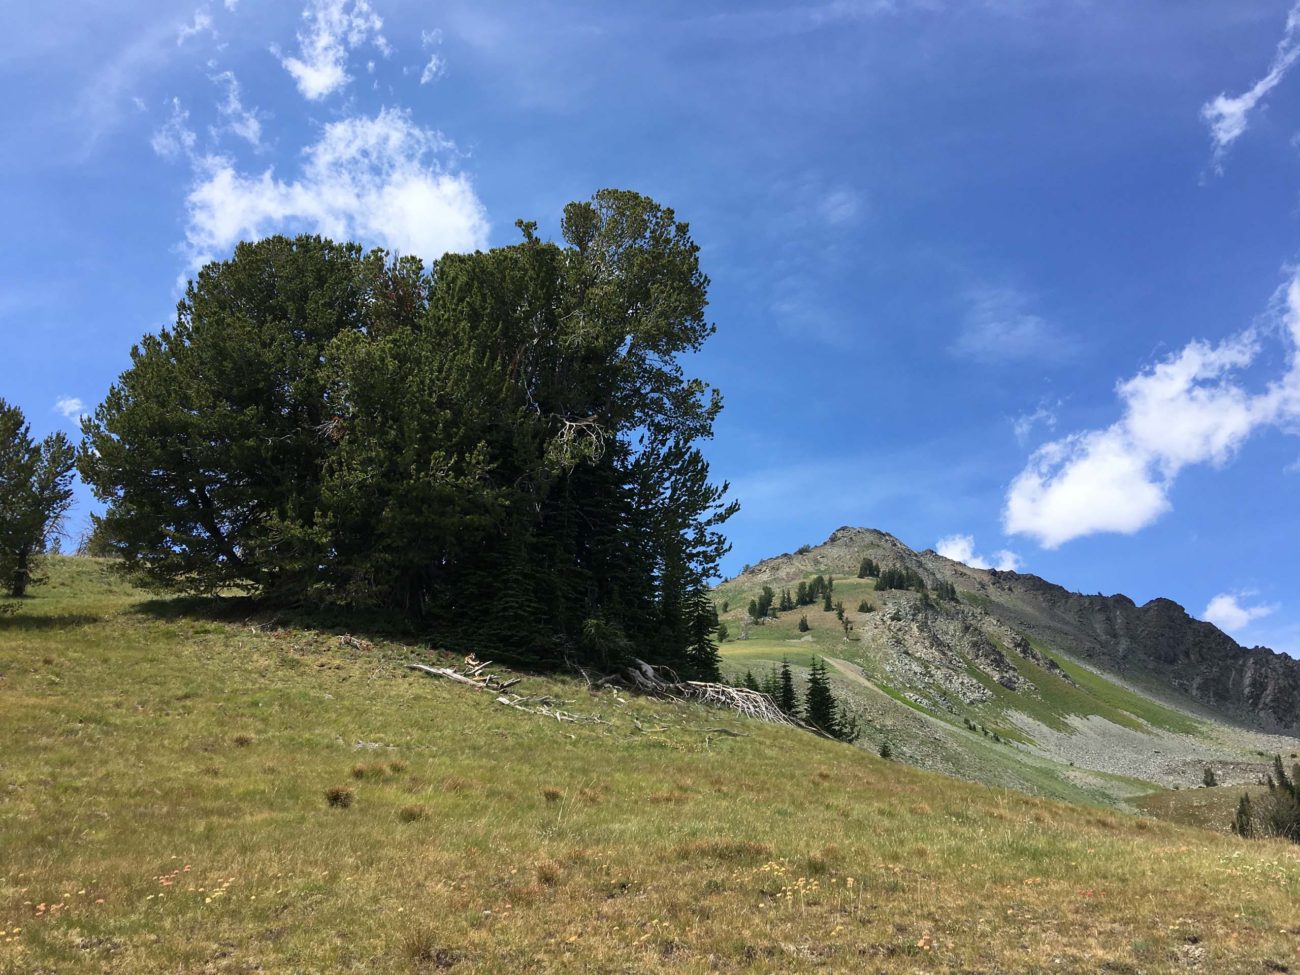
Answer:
713;527;1300;803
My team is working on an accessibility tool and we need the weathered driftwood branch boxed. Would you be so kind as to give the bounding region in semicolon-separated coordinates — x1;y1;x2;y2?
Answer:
406;654;804;732
406;656;604;724
405;656;521;692
621;659;807;730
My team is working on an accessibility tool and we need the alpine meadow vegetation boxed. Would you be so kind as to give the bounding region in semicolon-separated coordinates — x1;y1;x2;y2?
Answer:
78;190;735;678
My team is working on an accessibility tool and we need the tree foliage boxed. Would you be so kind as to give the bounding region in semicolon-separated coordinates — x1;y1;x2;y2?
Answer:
777;658;798;717
1231;755;1300;843
0;399;75;598
79;191;736;677
802;657;859;741
875;567;928;593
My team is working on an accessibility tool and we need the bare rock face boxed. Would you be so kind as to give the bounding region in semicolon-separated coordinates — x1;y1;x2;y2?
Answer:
965;568;1300;735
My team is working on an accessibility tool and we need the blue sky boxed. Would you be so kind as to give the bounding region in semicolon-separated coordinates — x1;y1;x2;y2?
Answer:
5;1;1300;653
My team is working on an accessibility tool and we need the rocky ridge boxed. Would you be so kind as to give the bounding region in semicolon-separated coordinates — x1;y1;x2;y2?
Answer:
732;526;1300;735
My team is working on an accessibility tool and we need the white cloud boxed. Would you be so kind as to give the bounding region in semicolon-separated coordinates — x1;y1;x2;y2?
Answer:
1203;591;1277;633
1012;402;1058;445
935;534;1021;572
1202;2;1300;169
420;54;446;85
151;98;197;160
178;8;214;45
280;0;388;101
53;397;86;421
1005;272;1300;548
224;0;238;9
992;549;1021;571
211;70;261;148
951;287;1079;365
184;108;489;267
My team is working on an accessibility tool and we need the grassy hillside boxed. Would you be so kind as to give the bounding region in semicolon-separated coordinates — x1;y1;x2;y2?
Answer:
1;559;1299;973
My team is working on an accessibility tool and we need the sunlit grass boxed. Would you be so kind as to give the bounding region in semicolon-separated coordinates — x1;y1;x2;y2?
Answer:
1;559;1298;973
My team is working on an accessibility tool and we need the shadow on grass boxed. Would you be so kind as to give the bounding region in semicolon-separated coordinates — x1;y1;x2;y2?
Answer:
131;594;429;645
0;611;105;631
129;595;557;673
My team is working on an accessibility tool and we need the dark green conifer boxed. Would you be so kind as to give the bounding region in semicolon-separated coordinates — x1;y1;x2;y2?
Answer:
1232;793;1253;837
778;658;798;717
803;658;837;733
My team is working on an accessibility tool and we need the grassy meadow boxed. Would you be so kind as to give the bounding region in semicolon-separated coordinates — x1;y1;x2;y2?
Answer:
1;558;1299;973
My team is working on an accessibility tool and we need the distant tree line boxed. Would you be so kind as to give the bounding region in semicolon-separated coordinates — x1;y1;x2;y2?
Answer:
77;191;736;679
875;567;927;593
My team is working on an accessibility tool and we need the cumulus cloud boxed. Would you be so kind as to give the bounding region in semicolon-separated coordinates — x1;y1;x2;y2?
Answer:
150;98;197;160
280;0;388;101
184;108;489;267
1005;273;1300;548
1202;2;1300;169
1203;591;1277;633
951;287;1079;365
211;70;261;148
53;397;86;421
935;534;1021;572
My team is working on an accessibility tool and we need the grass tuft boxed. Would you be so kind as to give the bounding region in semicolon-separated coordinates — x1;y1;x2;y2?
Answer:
324;785;354;808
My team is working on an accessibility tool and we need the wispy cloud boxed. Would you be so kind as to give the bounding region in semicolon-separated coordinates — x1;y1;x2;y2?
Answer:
279;0;388;101
150;98;197;160
184;108;488;268
1004;272;1300;548
1203;591;1277;634
1201;1;1300;170
211;70;261;148
1012;401;1058;445
935;533;1020;571
419;28;445;85
177;8;215;45
950;287;1079;365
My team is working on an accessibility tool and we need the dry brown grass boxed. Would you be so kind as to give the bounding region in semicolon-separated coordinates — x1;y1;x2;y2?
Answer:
1;559;1298;973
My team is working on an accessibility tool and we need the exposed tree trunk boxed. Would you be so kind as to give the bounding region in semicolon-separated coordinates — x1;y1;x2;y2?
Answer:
10;545;30;598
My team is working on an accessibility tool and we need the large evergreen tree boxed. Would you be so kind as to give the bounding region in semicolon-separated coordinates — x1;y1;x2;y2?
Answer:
79;191;736;675
0;400;76;598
